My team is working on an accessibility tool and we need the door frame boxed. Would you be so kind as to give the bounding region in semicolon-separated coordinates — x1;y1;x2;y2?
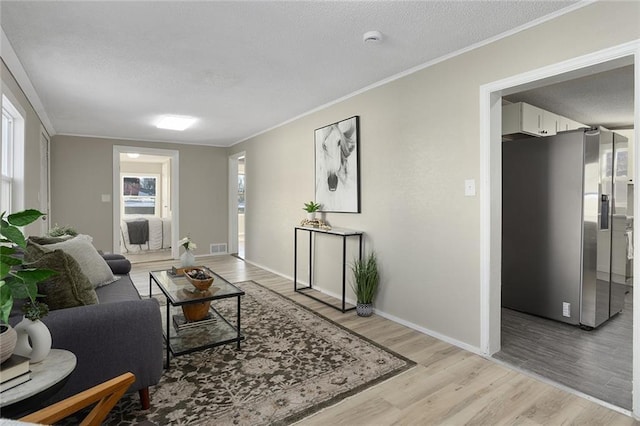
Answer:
112;146;180;258
228;151;245;256
480;40;640;414
39;127;50;235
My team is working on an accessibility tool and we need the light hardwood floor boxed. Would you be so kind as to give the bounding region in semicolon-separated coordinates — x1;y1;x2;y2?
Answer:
130;255;638;425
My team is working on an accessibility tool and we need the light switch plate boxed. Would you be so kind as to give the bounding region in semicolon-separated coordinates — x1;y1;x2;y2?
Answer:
101;194;111;202
464;179;476;197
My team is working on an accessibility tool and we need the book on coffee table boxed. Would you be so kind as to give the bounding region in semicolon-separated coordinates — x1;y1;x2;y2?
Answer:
172;314;217;331
0;371;31;392
0;354;29;383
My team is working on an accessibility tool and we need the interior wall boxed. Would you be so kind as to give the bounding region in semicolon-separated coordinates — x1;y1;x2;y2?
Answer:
50;135;228;254
1;60;46;236
229;1;640;349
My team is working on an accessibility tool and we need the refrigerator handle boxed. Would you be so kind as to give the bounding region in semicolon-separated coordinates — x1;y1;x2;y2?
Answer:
600;194;610;230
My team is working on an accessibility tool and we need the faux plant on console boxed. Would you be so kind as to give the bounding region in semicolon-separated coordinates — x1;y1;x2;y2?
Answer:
0;209;57;364
303;201;321;221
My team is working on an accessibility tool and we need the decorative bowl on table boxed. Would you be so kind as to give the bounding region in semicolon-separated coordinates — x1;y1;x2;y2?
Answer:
184;267;215;292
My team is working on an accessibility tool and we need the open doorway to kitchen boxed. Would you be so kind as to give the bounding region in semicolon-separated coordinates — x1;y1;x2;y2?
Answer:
113;146;179;263
481;44;639;414
228;152;246;259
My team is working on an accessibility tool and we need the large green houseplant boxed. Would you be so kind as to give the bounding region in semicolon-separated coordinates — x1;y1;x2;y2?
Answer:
350;252;380;317
1;209;56;363
1;209;56;324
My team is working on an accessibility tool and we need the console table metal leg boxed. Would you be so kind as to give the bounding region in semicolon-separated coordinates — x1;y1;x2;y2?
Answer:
308;230;313;289
342;235;347;312
293;228;298;291
236;296;241;350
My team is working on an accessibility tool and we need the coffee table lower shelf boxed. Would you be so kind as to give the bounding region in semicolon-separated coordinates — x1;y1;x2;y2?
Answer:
161;305;244;368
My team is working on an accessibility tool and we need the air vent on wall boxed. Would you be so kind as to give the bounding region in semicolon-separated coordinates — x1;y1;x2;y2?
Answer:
209;243;228;255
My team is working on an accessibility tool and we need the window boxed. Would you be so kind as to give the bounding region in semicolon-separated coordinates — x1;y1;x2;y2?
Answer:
1;95;23;215
122;175;158;215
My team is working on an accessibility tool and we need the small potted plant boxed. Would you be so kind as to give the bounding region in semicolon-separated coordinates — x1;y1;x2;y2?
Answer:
1;209;57;363
350;252;380;317
303;201;321;220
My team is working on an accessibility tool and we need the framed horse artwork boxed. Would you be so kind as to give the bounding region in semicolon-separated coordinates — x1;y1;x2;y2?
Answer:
314;116;360;213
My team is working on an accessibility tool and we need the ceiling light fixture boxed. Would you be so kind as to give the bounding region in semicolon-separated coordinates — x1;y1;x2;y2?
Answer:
127;153;140;159
156;115;197;131
363;30;383;44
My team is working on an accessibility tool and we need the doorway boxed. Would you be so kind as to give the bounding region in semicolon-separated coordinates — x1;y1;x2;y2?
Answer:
228;152;246;259
39;128;50;235
112;146;180;262
480;43;640;414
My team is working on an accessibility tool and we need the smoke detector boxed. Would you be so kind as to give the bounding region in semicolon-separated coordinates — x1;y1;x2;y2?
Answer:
363;30;383;44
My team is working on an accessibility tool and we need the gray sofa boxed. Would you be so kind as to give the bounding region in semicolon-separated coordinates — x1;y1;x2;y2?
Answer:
9;255;163;409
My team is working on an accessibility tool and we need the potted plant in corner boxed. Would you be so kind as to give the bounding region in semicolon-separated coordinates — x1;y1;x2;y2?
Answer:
303;201;321;221
1;209;57;364
350;252;380;317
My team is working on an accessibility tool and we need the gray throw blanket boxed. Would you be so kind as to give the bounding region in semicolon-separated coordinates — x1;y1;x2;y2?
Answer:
127;219;149;244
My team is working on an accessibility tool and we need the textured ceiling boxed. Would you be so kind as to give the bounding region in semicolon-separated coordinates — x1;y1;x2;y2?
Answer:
1;1;582;147
505;65;635;130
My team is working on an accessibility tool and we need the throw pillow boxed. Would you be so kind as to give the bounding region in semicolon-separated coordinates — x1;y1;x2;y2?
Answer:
27;236;70;245
27;249;98;310
40;235;117;288
24;241;47;263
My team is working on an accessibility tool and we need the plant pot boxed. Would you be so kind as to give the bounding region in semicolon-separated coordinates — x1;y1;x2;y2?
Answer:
181;301;212;322
0;324;18;364
13;317;52;363
356;303;373;317
306;212;316;221
180;250;196;267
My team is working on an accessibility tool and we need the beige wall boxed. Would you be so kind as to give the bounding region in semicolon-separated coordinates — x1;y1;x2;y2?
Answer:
1;60;46;236
3;1;639;349
229;2;640;348
50;135;229;254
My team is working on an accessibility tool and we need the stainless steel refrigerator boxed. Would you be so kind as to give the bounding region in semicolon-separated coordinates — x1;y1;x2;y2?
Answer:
502;128;629;328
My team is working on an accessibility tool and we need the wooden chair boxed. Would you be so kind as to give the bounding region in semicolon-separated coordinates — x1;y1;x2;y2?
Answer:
19;372;135;426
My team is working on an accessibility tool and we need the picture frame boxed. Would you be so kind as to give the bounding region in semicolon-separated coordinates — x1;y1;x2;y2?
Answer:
314;116;360;213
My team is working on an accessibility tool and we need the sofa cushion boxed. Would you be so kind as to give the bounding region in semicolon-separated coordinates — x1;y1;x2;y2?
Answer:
28;249;98;310
95;275;142;304
35;235;117;288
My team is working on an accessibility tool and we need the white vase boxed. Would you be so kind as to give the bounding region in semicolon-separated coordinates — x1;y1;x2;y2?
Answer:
306;212;316;221
181;250;196;267
13;317;52;364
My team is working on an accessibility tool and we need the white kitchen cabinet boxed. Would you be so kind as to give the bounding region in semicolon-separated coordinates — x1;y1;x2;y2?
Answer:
556;115;586;132
503;102;558;137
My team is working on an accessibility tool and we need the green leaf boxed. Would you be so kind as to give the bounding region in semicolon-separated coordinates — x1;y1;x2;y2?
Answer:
7;209;44;227
0;254;22;266
4;275;34;300
14;268;57;285
0;261;10;278
0;281;12;324
0;224;26;248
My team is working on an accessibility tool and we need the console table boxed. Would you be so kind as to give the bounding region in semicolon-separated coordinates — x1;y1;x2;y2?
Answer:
293;226;363;312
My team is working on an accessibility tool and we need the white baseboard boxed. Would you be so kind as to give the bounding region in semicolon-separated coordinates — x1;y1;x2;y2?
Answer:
242;257;482;356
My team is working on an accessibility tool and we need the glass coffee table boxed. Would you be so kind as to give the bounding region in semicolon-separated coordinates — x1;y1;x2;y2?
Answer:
149;267;245;368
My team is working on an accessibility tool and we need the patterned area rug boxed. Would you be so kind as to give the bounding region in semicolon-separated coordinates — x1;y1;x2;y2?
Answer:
93;281;415;425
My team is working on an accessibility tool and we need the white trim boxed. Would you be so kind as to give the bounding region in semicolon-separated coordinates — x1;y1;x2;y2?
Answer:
479;40;640;416
243;257;483;355
39;128;50;235
112;146;179;258
55;132;229;148
231;2;591;147
2;93;25;212
1;28;55;136
228;151;245;255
